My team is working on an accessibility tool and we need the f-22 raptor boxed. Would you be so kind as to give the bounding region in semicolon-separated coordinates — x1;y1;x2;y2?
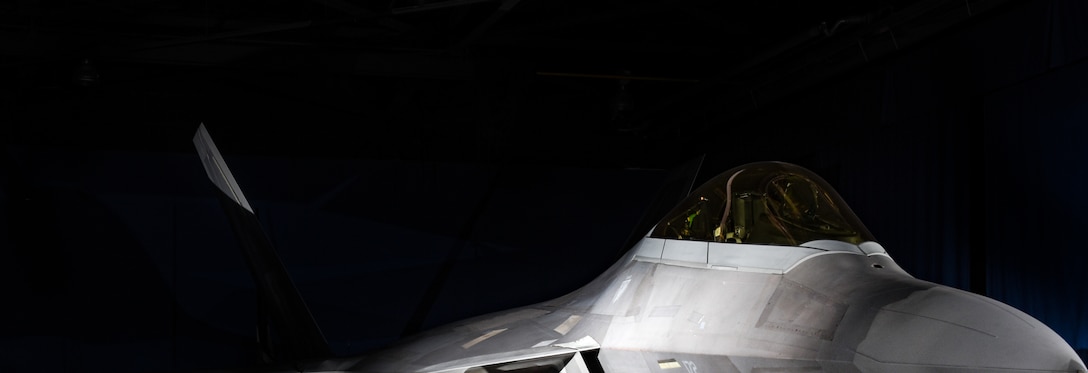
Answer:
193;125;1085;372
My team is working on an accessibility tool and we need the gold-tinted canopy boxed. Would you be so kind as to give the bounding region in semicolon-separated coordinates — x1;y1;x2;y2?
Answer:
651;162;874;246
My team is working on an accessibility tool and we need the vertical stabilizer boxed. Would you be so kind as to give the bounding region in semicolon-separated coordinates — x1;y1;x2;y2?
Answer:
192;124;331;362
194;125;253;213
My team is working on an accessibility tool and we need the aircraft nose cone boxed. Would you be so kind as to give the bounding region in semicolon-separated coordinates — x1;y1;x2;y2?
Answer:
855;285;1086;372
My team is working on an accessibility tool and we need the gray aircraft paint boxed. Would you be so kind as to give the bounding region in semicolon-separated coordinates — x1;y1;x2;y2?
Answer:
299;242;1082;372
194;126;1085;373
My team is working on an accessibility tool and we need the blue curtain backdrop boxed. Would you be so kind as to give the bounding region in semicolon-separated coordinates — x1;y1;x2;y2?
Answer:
795;0;1088;353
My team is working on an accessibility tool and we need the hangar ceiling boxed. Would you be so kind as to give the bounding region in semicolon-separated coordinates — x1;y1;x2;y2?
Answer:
2;0;1012;168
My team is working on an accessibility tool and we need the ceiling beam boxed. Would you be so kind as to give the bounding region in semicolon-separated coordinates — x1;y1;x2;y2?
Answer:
391;0;498;14
125;21;315;52
621;0;1009;131
449;0;524;51
307;0;414;33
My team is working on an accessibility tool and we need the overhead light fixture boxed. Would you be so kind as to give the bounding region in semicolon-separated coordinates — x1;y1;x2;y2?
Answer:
72;58;100;87
610;70;634;123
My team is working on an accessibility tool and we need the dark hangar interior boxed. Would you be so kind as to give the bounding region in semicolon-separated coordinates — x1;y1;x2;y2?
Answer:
1;0;1086;371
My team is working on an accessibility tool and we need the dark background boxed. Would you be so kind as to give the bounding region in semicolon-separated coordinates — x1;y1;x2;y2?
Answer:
1;0;1086;371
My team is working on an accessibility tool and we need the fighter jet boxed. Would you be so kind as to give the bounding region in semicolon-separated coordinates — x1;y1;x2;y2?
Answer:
193;125;1085;372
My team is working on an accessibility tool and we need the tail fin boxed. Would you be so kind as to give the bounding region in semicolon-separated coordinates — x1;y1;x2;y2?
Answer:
193;124;331;362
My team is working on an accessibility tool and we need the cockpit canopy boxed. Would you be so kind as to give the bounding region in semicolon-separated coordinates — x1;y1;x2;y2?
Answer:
651;162;875;246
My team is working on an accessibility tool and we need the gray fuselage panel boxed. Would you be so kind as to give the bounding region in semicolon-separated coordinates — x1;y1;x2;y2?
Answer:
320;242;1083;373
